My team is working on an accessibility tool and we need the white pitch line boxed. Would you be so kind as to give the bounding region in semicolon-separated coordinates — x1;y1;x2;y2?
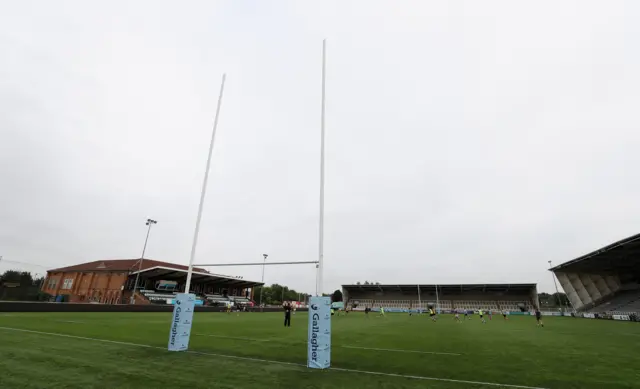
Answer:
340;345;461;356
195;333;460;355
0;327;549;389
329;366;549;389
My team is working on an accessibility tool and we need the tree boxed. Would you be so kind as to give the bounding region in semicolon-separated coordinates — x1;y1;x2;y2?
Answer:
331;289;343;302
253;283;309;305
538;292;570;307
0;270;49;301
552;292;570;306
33;275;45;288
0;270;33;285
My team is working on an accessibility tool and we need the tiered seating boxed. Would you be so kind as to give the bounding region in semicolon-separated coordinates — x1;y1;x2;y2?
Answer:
346;299;373;310
452;300;499;311
376;300;411;309
346;297;535;312
206;294;230;304
230;296;250;304
414;301;451;310
436;300;452;309
588;290;640;313
620;298;640;313
497;301;532;311
141;289;176;302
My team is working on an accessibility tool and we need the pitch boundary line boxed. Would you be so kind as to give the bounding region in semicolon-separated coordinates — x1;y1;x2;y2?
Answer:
196;333;461;356
0;326;548;389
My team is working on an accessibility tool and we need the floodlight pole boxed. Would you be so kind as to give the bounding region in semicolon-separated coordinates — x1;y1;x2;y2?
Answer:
317;39;327;297
131;219;157;304
548;260;562;309
185;73;226;294
260;254;267;307
435;284;440;313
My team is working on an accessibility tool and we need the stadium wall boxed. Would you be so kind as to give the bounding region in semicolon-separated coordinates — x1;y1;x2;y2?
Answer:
43;270;128;304
0;301;305;313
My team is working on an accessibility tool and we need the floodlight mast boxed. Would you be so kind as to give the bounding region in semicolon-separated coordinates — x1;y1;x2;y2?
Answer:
131;218;157;304
185;74;226;294
260;254;268;307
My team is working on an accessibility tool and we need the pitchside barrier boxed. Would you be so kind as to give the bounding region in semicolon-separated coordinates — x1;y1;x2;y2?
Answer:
368;308;535;315
362;307;639;321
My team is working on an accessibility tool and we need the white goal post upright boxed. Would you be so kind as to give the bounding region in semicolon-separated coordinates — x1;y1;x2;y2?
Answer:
317;39;327;297
168;74;226;353
184;73;226;294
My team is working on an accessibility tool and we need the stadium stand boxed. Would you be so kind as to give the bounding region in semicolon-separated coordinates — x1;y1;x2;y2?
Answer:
141;289;177;302
342;284;538;313
205;293;230;305
551;233;640;315
42;259;262;305
585;289;640;314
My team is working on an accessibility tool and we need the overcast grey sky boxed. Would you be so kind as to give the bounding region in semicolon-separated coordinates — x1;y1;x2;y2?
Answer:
1;1;639;295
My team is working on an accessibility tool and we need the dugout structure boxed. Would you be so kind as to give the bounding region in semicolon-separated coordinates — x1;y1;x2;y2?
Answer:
342;283;539;313
550;233;640;314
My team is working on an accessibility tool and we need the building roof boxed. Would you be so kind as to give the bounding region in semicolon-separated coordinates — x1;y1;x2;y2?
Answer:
342;283;537;293
130;266;262;289
550;233;640;273
48;259;208;274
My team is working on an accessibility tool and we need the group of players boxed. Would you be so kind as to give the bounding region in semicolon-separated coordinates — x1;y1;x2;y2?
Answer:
364;306;545;327
277;301;545;328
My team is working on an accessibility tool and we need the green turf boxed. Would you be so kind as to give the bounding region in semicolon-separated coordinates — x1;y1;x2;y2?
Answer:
0;312;638;389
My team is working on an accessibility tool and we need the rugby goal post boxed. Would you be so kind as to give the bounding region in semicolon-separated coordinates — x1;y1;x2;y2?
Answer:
168;40;331;370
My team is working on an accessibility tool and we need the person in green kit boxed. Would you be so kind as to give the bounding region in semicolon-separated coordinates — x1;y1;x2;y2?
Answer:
478;309;486;324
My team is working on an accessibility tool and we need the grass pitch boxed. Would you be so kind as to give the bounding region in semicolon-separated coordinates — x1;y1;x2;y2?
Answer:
0;311;638;389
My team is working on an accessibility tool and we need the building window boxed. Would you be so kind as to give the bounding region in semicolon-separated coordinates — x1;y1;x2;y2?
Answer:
61;278;74;290
47;279;58;289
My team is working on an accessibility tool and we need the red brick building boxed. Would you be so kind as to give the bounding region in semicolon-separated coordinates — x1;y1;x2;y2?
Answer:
42;259;261;304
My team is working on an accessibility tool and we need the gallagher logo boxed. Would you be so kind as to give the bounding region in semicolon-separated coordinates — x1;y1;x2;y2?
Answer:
309;312;320;362
311;304;318;310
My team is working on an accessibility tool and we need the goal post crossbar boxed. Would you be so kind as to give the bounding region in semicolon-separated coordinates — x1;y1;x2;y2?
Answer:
194;261;319;267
